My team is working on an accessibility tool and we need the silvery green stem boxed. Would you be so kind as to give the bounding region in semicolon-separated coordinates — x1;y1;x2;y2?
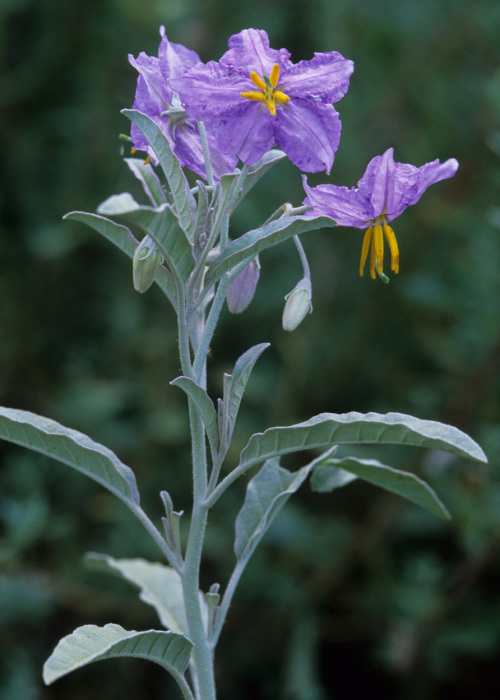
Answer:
182;403;216;700
293;235;311;279
210;556;247;647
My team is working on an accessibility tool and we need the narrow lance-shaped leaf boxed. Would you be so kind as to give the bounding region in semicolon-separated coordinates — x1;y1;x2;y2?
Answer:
124;157;167;207
222;343;270;449
219;150;286;215
43;623;192;685
0;407;140;507
63;211;176;305
238;412;487;472
122;109;196;237
205;215;333;287
97;196;194;284
170;377;218;460
235;456;317;559
311;456;450;520
86;554;208;635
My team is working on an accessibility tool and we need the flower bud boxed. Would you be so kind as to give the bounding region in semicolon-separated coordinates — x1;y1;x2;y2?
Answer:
133;235;164;293
226;257;260;314
282;278;312;332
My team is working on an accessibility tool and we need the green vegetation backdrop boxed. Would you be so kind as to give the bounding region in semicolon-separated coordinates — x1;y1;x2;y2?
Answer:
1;1;500;698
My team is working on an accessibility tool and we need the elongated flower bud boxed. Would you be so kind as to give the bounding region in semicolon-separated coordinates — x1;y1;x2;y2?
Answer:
133;235;163;293
282;278;312;332
226;258;260;314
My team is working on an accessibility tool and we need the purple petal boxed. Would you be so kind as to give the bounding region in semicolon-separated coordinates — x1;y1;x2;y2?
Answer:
302;176;371;227
157;26;201;81
409;158;459;205
218;102;276;165
282;52;354;103
367;148;397;217
275;100;341;174
220;29;291;76
171;61;249;119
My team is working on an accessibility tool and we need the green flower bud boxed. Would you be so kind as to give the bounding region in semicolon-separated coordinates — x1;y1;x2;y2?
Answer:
226;257;261;314
133;235;164;293
282;278;312;332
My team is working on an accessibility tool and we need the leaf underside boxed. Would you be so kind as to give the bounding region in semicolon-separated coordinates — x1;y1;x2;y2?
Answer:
43;623;192;685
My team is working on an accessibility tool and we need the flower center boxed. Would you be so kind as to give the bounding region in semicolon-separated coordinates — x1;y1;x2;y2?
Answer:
240;63;290;116
359;214;400;280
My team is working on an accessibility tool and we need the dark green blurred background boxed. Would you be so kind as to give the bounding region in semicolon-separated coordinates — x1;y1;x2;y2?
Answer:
1;1;500;698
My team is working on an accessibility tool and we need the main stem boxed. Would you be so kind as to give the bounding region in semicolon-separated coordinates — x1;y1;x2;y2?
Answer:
178;299;216;700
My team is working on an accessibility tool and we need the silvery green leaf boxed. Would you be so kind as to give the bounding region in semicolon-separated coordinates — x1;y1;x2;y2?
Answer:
97;192;141;215
205;215;332;287
124;158;167;207
238;412;487;473
63;211;176;305
86;554;208;635
311;456;450;519
225;343;270;431
219;150;286;214
170;377;218;459
122;109;196;237
99;200;194;285
43;623;192;685
234;457;312;559
0;407;140;506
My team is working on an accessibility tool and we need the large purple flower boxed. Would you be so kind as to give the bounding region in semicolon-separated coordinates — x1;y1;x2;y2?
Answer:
170;29;354;174
303;148;459;279
129;26;237;180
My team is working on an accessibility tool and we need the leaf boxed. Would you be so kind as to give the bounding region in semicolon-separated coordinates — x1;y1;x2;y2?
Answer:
225;343;270;432
97;198;194;285
238;411;487;472
0;407;140;506
234;458;312;559
205;215;333;287
311;456;450;519
124;157;167;207
63;211;176;305
43;623;192;685
170;377;218;459
122;109;196;237
97;192;142;215
219;150;286;214
86;554;208;635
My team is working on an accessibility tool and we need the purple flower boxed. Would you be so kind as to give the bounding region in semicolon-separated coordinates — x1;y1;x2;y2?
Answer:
129;26;237;180
302;148;459;279
170;29;354;174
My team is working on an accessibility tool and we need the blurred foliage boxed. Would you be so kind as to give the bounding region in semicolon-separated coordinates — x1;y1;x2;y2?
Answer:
1;0;500;698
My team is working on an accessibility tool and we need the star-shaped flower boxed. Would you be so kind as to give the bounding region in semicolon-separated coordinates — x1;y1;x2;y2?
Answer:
129;26;237;180
171;29;354;173
302;148;459;279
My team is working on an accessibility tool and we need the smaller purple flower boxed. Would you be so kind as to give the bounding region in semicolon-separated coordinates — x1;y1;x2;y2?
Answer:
302;148;459;279
171;29;354;174
129;26;237;180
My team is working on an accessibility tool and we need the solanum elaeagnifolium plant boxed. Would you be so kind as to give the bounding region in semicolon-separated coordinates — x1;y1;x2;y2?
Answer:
0;26;485;700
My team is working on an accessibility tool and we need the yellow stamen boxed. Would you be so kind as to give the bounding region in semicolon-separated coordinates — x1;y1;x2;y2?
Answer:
359;226;373;277
143;155;152;165
383;224;399;273
373;224;384;275
240;91;265;101
269;63;280;88
249;70;266;91
273;91;290;104
369;232;377;279
131;148;137;155
241;63;290;116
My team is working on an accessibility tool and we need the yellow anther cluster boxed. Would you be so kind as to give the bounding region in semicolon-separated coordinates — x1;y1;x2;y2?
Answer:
359;215;400;279
241;63;290;116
